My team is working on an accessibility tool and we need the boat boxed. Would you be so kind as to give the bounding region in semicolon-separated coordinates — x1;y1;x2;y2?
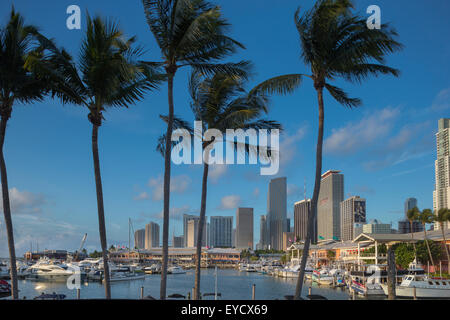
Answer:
27;259;83;281
0;280;11;298
312;269;334;285
33;292;66;300
144;263;161;274
168;266;186;274
102;265;145;282
239;264;258;272
0;262;9;279
380;274;450;299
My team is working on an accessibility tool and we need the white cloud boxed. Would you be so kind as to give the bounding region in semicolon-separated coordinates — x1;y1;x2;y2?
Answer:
152;205;194;221
279;127;307;166
324;107;400;155
218;195;241;210
133;191;150;201
0;187;46;214
209;164;227;183
148;175;192;201
430;88;450;112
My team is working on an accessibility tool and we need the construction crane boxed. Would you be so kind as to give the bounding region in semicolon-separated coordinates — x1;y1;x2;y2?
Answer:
74;233;88;261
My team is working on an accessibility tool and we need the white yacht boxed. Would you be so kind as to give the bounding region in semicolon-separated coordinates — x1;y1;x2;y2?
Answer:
380;274;450;299
0;262;9;279
168;266;186;274
28;260;77;280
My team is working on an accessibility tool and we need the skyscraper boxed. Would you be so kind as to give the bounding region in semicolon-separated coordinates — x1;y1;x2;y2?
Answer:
236;208;254;249
399;198;423;233
172;236;184;248
433;118;450;230
317;170;344;241
145;222;160;249
183;214;199;247
186;218;207;248
267;177;287;250
134;229;145;249
210;216;233;248
340;196;366;241
404;197;418;217
294;199;317;242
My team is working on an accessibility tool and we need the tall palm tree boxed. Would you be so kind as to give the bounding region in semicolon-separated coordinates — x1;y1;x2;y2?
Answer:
0;8;56;299
141;0;249;299
418;208;435;269
251;0;402;299
27;15;162;299
436;208;450;272
158;70;281;299
189;71;281;299
407;207;420;260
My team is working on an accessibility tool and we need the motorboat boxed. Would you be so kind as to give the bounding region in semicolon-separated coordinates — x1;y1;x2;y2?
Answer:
144;264;161;274
27;258;84;281
168;266;186;274
0;262;9;279
380;274;450;299
103;265;145;282
312;269;334;285
349;280;384;296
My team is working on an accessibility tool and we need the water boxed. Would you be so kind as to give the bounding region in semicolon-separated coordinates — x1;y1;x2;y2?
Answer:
8;269;351;300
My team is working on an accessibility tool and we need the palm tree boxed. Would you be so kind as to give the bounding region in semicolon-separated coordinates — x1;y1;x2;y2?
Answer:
407;207;420;260
436;208;450;273
141;0;249;299
158;70;281;299
27;15;162;299
418;208;435;269
190;71;281;299
0;8;57;299
251;0;402;299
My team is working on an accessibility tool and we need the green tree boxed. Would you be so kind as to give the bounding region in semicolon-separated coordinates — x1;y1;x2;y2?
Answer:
435;208;450;272
28;15;162;299
0;8;59;299
418;208;436;269
406;206;420;259
251;0;402;299
141;0;249;299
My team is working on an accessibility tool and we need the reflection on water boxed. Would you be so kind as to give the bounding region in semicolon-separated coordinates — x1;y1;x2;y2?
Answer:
9;269;352;300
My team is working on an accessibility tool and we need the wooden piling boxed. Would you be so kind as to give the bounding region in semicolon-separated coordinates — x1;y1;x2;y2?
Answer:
252;284;256;300
387;247;396;300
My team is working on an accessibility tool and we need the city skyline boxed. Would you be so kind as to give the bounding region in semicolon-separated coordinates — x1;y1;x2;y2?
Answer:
1;0;449;256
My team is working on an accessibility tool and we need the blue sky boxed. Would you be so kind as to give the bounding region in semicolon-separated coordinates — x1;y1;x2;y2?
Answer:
0;0;449;256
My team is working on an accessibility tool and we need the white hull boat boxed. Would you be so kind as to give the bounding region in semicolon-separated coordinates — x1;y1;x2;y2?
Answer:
168;266;186;274
381;275;450;299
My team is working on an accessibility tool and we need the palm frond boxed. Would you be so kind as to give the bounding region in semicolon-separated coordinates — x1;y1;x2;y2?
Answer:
324;83;361;108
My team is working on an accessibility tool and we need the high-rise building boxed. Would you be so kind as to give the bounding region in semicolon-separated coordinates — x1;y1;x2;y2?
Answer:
267;177;287;250
399;198;423;233
259;215;268;249
294;199;317;243
363;219;392;234
186;218;207;248
172;236;184;248
340;196;366;241
183;214;199;247
286;218;291;233
236;208;254;249
145;222;160;248
433;118;450;230
232;229;236;247
317;170;344;241
210;216;233;248
134;229;145;249
404;198;418;217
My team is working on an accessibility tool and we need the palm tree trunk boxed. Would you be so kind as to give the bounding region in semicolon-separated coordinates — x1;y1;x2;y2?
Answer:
410;221;417;260
194;161;209;300
160;70;176;300
294;85;324;300
423;226;435;270
91;123;111;299
0;110;18;299
440;223;450;274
